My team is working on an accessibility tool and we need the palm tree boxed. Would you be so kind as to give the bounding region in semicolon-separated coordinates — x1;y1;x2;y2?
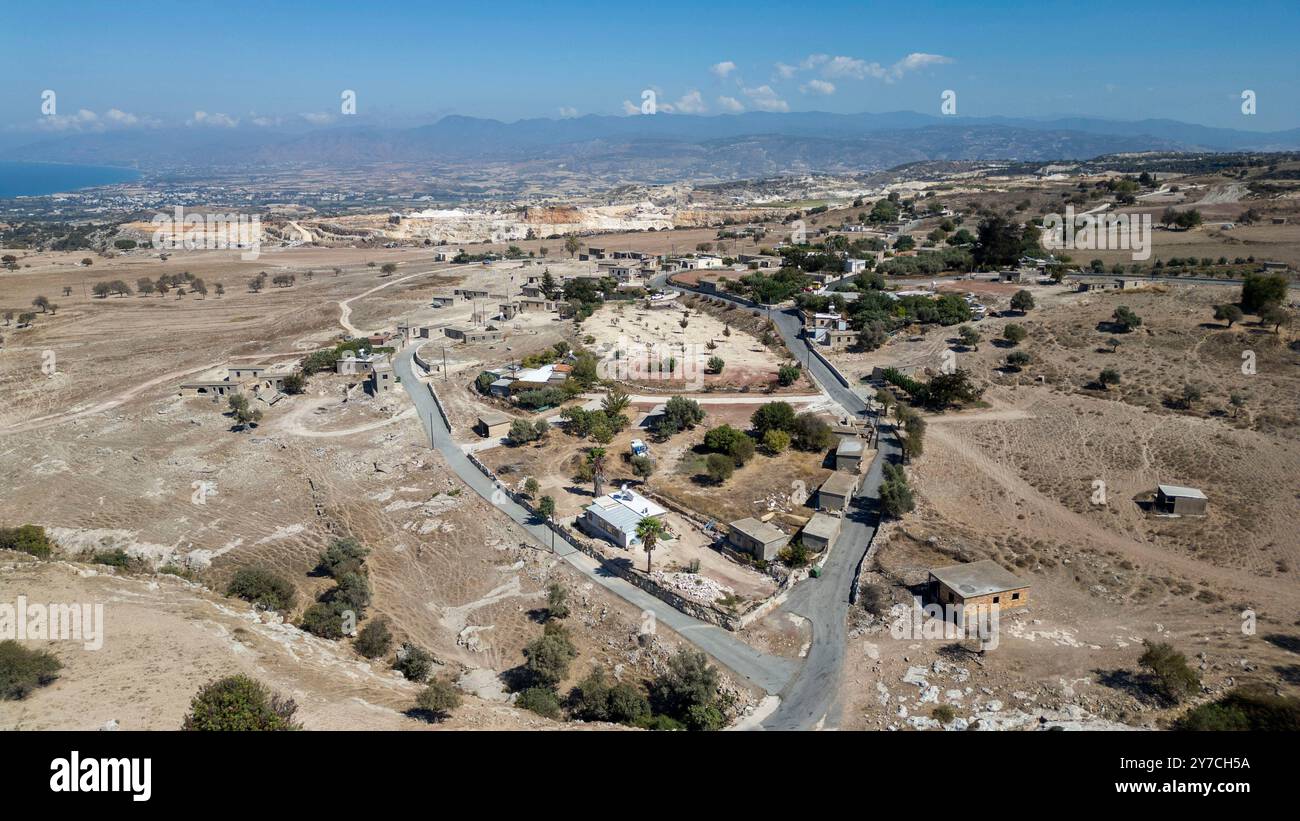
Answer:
601;387;630;418
636;517;666;573
586;447;608;498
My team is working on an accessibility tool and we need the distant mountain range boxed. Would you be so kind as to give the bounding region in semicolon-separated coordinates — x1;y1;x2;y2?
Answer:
6;111;1299;183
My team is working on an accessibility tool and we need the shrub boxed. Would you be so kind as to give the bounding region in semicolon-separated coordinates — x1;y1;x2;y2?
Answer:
226;567;297;611
0;524;54;558
728;436;755;466
1138;640;1200;705
1002;324;1027;345
762;429;790;454
300;600;352;639
395;643;435;683
751;401;796;435
181;675;301;730
1174;685;1300;731
354;618;393;659
777;363;801;386
702;424;746;454
649;648;723;731
524;622;577;688
317;537;369;578
705;452;735;483
546;583;570;621
92;549;131;568
0;640;62;700
779;539;811;567
516;686;563;719
791;412;833;451
413;679;462;722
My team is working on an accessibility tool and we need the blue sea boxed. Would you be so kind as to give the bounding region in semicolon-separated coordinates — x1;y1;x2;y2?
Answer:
0;161;141;199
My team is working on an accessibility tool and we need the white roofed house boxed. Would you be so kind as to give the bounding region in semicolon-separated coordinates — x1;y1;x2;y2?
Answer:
578;485;668;549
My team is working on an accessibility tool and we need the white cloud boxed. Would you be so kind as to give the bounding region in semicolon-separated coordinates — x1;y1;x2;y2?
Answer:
299;112;333;125
742;85;789;112
674;90;707;114
189;111;239;127
558;106;578;118
104;108;137;125
710;61;737;79
776;52;954;84
621;99;641;116
32;107;155;132
800;79;836;96
717;95;744;113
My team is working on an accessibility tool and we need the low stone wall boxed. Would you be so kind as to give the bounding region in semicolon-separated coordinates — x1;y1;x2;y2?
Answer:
803;339;852;388
426;382;453;432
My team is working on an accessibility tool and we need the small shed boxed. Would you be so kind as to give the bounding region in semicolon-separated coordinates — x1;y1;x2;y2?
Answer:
1154;484;1208;516
835;437;864;473
727;518;790;562
817;471;859;512
475;411;513;439
800;512;841;554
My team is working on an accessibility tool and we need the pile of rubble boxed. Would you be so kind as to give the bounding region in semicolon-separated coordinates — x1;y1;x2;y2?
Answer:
650;570;733;604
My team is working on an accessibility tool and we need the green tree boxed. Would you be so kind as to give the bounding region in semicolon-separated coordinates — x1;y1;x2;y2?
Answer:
546;582;570;621
636;516;667;573
751;401;797;435
705;452;734;484
791;412;834;451
762;428;790;454
1004;351;1031;371
707;355;725;374
958;325;981;351
181;675;301;730
1213;304;1243;328
1240;273;1287;314
1098;368;1121;389
516;686;562;719
414;679;462;722
1138;640;1200;705
0;524;54;558
1112;306;1142;332
777;363;801;386
524;622;577;688
226;393;262;431
650;649;723;731
1001;324;1027;345
587;447;608;497
1260;304;1291;334
395;643;435;682
1009;290;1035;313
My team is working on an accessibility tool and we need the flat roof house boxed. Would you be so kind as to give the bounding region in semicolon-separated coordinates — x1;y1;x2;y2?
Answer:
444;325;505;344
579;485;667;549
727;517;790;562
227;366;265;381
835;437;865;473
475;410;513;439
800;511;842;554
1154;484;1208;516
929;559;1029;615
817;471;859;512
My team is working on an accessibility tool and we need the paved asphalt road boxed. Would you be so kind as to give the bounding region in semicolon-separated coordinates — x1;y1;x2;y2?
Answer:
661;281;898;729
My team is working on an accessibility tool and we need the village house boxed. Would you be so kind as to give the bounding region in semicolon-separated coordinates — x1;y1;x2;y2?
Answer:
739;253;782;269
675;255;724;271
368;362;395;395
696;274;732;294
726;517;790;561
518;296;559;313
1153;484;1208;516
799;511;841;554
928;560;1029;618
817;471;859;512
579;485;667;548
444;325;505;344
336;352;384;376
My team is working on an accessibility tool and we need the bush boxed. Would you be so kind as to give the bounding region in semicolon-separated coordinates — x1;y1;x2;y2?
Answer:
702;424;746;454
226;567;297;611
791;412;833;451
414;679;462;722
705;452;735;484
1138;640;1200;705
507;418;543;446
300;601;352;639
649;648;723;731
777;363;801;386
317;537;369;579
181;674;301;730
779;539;811;567
728;435;755;466
524;622;576;688
1002;324;1027;345
0;524;53;558
546;583;570;621
762;429;791;454
395;643;436;682
516;686;563;719
92;549;131;568
1174;685;1300;731
354;618;393;659
0;640;62;700
1241;273;1287;314
751;401;796;435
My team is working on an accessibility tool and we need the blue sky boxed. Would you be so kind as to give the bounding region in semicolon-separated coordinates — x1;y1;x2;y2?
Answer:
3;0;1298;134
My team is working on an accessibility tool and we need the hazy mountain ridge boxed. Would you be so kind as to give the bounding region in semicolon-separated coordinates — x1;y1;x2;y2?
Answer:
4;111;1297;182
